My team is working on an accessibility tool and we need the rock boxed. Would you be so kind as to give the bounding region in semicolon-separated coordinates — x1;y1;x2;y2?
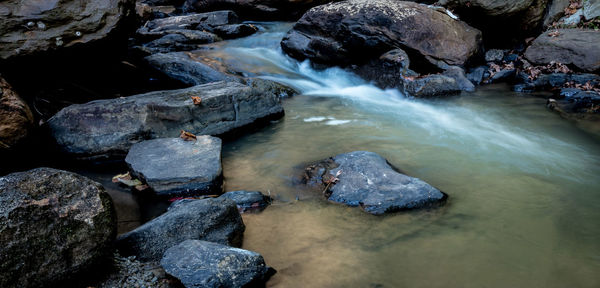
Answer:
561;9;584;25
516;72;600;91
135;3;177;22
559;88;583;98
350;48;418;89
0;76;34;150
139;31;221;54
439;0;548;44
137;11;240;38
584;0;600;20
486;69;516;83
503;53;518;63
212;24;259;39
281;0;482;67
48;80;293;160
97;252;172;288
146;52;241;85
403;74;463;97
485;49;505;63
116;197;245;261
0;168;116;288
467;66;487;85
0;0;135;60
524;29;600;72
442;66;476;92
303;151;447;215
220;190;272;212
182;0;332;20
161;240;273;288
126;137;223;197
543;0;570;26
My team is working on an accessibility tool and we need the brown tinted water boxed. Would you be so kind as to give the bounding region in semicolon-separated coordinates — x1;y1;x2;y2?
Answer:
84;22;600;287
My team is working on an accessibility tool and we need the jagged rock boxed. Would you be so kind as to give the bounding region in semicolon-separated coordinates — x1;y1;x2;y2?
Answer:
485;49;505;63
467;66;487;85
48;80;293;160
161;240;273;288
126;137;223;197
303;151;447;215
524;29;600;72
0;0;135;60
0;168;116;288
116;197;244;261
281;0;482;67
0;76;34;150
140;31;221;53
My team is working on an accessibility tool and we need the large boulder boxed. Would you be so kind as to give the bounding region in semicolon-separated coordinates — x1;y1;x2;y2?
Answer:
0;76;34;150
161;240;273;288
524;29;600;73
0;168;116;288
125;137;223;197
438;0;549;44
303;151;447;215
281;0;482;68
145;52;241;85
0;0;135;60
48;79;293;160
116;197;245;261
182;0;332;20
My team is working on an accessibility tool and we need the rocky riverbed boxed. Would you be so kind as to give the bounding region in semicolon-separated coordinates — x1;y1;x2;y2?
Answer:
1;0;600;287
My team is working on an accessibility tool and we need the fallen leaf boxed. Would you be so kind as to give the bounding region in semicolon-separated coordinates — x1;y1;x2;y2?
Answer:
134;184;149;191
191;96;202;105
180;130;197;141
112;172;131;183
548;30;560;37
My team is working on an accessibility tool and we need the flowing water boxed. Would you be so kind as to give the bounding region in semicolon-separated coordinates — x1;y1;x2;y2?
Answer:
190;22;600;287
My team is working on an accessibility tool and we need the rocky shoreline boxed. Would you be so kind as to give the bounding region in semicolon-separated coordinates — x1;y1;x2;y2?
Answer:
1;0;599;287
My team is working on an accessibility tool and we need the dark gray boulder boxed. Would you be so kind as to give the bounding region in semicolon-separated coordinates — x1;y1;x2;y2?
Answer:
145;51;241;85
303;151;447;215
137;10;240;38
0;0;135;60
140;31;221;53
126;137;223;197
212;23;259;39
442;66;476;92
182;0;332;20
351;48;418;89
524;29;600;73
0;168;116;288
515;72;600;92
485;49;505;63
116;197;244;261
48;79;293;160
281;0;482;67
466;66;487;85
161;240;273;288
220;190;272;212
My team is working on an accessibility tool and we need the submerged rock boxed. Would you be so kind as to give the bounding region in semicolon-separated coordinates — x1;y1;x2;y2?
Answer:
220;190;272;212
0;168;116;288
126;137;222;197
281;0;482;67
524;29;600;73
303;151;447;215
116;197;245;261
0;76;34;150
48;79;293;160
161;240;274;288
0;0;135;60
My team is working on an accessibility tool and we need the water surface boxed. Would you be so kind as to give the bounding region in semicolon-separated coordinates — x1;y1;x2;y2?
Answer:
197;22;600;287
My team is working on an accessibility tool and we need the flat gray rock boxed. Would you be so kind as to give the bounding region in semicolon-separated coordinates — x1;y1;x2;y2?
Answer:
161;240;273;288
524;29;600;72
145;52;241;85
116;197;244;262
48;79;293;160
304;151;447;215
126;137;222;197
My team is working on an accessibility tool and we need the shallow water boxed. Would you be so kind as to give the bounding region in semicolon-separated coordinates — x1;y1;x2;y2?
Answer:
195;23;600;287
